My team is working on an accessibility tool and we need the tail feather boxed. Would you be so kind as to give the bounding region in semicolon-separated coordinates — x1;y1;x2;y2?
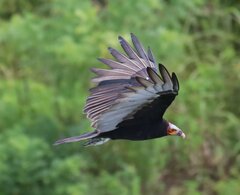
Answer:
83;138;110;147
54;131;99;145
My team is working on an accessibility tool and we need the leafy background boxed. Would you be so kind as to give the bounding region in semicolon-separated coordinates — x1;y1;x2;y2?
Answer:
0;0;239;194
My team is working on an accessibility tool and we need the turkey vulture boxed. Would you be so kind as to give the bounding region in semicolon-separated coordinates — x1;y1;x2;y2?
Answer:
55;33;185;146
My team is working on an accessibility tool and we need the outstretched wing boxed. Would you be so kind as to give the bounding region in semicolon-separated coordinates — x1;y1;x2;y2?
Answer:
84;33;179;132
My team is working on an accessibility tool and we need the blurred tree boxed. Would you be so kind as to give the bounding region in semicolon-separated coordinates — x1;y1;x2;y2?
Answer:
0;0;239;194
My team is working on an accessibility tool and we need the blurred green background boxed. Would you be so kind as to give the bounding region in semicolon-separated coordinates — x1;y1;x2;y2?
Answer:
0;0;239;194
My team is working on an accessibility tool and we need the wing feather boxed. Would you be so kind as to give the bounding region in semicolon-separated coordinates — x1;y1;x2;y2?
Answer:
131;33;148;60
118;36;144;66
98;58;139;72
172;72;179;91
147;47;156;64
135;77;154;88
96;68;178;132
84;34;179;131
92;76;130;83
147;67;163;85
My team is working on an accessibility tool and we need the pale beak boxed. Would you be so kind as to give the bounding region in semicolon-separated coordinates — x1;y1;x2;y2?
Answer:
180;131;186;139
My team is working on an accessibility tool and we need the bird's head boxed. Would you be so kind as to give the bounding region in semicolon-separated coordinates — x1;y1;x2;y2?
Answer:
167;122;186;139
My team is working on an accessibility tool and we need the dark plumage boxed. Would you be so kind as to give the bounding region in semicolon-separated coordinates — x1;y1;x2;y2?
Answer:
55;33;185;146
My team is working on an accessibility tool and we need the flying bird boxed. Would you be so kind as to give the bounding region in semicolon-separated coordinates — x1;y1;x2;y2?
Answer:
55;33;185;146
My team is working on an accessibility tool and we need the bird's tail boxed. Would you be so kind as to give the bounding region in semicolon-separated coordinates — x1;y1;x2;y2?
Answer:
83;138;110;147
54;131;99;145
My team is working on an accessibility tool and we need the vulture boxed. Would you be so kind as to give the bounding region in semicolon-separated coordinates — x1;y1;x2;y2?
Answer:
55;33;185;146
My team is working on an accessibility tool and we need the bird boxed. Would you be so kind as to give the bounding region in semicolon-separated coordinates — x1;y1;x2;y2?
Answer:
54;33;185;146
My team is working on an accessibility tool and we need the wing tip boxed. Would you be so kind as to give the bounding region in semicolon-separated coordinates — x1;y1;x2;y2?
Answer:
159;63;171;80
130;32;137;40
172;72;180;91
118;35;124;41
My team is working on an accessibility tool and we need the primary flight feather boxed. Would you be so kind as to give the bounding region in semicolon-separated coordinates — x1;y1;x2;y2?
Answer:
55;33;185;146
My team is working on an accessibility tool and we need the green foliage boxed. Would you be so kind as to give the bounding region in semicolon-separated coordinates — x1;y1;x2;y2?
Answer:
0;0;239;194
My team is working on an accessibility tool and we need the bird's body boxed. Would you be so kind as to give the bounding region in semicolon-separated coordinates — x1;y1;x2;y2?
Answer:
99;119;169;140
55;33;185;146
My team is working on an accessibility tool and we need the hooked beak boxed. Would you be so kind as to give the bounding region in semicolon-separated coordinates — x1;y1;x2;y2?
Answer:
167;123;186;139
179;131;186;139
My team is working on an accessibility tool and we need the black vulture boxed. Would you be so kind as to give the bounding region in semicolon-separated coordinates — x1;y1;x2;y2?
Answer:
55;33;185;146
